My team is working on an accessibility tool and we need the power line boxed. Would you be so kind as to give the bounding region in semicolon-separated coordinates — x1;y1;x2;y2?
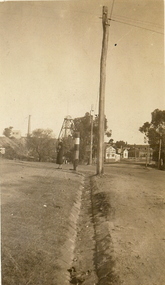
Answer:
112;14;163;28
110;18;164;35
109;0;115;20
0;7;163;36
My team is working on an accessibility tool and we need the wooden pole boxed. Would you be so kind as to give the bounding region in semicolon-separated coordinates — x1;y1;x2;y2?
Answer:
27;115;31;136
89;106;94;165
97;6;110;175
158;135;162;169
145;145;148;167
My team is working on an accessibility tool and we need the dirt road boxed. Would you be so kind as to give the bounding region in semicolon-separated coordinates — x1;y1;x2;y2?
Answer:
1;160;165;285
89;163;165;285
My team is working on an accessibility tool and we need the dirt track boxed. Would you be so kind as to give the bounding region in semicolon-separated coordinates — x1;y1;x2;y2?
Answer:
1;160;165;285
91;163;165;285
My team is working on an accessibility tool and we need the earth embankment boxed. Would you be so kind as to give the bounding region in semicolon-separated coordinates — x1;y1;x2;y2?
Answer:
1;160;84;285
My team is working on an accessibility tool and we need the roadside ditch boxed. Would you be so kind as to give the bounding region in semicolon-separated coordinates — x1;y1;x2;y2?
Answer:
57;173;85;284
66;174;121;285
90;175;121;285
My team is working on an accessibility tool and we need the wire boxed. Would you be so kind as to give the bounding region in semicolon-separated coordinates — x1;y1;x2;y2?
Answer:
112;14;163;29
109;0;115;20
110;26;134;50
0;4;163;36
110;18;164;35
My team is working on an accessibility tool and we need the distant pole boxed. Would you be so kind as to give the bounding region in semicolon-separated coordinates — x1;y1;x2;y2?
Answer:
89;105;94;165
158;134;162;169
27;115;31;136
97;6;110;175
145;145;148;167
144;130;149;167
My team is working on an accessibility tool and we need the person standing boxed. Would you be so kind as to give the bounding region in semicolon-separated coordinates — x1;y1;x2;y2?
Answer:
56;141;64;169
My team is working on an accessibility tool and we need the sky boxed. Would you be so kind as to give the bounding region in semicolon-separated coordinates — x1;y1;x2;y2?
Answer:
0;0;164;144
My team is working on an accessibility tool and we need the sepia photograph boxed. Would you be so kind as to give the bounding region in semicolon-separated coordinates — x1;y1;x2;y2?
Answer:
0;0;165;284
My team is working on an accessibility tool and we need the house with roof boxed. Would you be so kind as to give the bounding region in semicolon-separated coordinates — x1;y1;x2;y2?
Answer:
11;130;21;139
105;145;120;162
0;147;5;154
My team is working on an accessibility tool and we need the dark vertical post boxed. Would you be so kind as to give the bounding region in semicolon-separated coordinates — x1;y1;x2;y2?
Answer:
73;132;80;171
158;134;162;169
89;107;94;165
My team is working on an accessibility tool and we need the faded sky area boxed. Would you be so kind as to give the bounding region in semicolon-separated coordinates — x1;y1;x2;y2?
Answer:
0;0;164;143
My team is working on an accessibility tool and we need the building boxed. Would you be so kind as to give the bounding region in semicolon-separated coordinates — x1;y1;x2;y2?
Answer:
11;130;21;139
105;145;120;162
123;149;128;159
0;147;5;154
123;144;153;163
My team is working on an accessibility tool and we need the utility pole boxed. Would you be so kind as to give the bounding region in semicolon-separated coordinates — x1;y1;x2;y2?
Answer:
97;6;110;175
158;133;162;169
144;128;149;167
89;105;94;165
27;115;31;136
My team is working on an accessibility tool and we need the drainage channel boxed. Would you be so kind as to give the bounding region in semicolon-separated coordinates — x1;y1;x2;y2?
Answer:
90;175;121;285
67;175;98;285
57;173;85;285
65;174;121;285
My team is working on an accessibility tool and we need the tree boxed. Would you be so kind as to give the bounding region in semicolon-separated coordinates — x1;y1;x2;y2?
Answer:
61;135;74;162
3;145;17;160
108;139;114;145
106;130;112;137
3;126;13;138
27;129;56;162
151;109;165;128
139;109;165;168
115;140;127;149
73;112;110;162
73;112;91;162
139;122;151;135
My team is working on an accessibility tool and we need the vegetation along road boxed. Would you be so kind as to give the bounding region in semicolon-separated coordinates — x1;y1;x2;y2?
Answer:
1;159;165;285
